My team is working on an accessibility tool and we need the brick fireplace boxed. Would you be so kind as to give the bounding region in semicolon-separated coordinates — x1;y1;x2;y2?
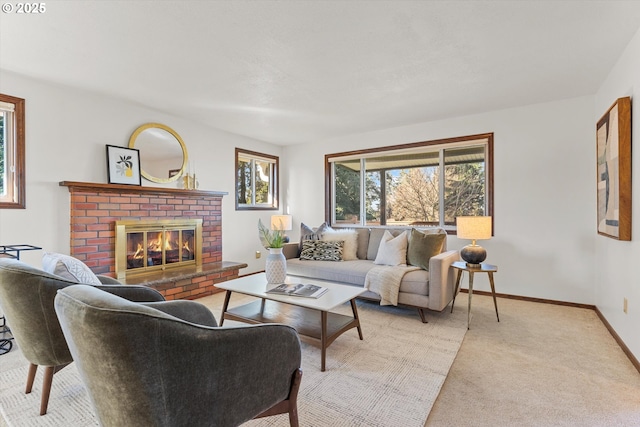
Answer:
60;181;247;300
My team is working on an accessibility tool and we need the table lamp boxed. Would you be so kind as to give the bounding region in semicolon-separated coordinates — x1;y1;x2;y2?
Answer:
456;216;492;267
271;214;293;243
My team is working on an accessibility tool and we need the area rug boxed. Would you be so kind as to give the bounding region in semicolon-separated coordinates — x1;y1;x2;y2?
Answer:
0;300;467;427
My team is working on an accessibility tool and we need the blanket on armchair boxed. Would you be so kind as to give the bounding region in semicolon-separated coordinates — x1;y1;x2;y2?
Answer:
364;265;421;306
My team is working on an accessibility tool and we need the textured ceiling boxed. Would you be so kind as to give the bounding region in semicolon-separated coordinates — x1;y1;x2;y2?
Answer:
2;1;640;145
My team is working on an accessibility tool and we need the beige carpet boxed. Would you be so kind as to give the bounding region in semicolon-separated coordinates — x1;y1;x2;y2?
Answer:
0;295;468;427
427;294;640;426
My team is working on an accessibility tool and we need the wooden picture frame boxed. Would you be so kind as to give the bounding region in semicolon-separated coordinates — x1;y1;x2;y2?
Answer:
106;145;142;186
596;96;631;240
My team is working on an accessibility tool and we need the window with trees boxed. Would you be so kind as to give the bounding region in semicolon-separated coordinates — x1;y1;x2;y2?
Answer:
0;93;25;209
326;133;493;231
235;148;279;210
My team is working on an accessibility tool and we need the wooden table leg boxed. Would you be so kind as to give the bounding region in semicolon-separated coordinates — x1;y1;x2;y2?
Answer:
467;272;474;329
321;311;327;372
488;272;500;322
350;299;363;340
219;290;232;326
451;269;463;313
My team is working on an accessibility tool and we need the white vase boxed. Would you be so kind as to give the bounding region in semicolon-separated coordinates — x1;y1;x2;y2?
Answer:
265;247;287;284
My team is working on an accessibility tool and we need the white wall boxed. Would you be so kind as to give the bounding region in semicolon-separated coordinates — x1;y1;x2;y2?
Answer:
284;95;597;305
0;70;282;272
594;26;640;360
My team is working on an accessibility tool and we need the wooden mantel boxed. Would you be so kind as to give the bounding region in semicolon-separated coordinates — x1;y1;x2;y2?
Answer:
59;181;228;198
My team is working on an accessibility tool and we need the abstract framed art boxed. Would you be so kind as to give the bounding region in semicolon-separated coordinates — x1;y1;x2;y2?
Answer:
596;96;631;240
106;145;142;186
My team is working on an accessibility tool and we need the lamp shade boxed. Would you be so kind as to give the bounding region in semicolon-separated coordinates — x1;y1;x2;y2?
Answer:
270;215;292;231
456;216;492;240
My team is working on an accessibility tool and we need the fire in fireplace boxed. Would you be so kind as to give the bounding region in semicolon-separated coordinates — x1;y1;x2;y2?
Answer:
115;219;203;279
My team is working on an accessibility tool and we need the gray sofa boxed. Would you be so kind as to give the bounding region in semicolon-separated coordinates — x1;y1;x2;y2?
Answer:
283;226;459;322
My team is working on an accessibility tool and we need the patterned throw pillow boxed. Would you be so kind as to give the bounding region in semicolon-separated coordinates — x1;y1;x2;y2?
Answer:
300;240;344;261
42;252;102;285
299;222;332;256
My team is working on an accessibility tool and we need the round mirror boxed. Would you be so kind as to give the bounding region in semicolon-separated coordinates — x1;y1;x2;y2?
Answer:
128;123;188;183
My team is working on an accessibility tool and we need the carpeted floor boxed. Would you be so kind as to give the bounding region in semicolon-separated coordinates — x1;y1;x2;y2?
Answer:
2;291;639;426
426;294;640;426
0;294;468;427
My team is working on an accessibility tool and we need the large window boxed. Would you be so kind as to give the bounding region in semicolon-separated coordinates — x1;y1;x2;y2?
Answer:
0;94;25;209
235;148;279;210
326;133;493;231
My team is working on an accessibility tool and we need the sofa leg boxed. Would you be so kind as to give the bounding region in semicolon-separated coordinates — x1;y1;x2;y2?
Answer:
417;308;428;323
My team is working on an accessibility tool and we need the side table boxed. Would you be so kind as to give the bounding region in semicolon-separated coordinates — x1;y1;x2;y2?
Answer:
450;261;499;329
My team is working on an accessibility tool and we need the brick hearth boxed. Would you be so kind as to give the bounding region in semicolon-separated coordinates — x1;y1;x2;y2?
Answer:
60;181;246;300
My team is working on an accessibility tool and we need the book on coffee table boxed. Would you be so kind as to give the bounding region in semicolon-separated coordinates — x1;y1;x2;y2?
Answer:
267;283;328;298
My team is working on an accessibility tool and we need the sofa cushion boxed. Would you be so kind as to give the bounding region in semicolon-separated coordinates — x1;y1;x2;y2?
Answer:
300;240;343;261
42;252;102;285
354;228;370;259
374;230;408;266
287;258;429;295
322;229;358;260
367;228;409;260
407;229;446;270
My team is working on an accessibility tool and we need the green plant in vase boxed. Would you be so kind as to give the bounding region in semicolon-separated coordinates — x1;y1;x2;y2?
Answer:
258;219;285;248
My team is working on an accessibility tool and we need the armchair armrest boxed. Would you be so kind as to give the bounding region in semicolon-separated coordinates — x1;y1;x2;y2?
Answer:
142;300;218;327
427;250;460;311
94;284;165;302
96;275;121;284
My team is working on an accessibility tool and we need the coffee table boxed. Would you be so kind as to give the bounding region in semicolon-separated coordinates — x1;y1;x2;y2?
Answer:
216;273;365;371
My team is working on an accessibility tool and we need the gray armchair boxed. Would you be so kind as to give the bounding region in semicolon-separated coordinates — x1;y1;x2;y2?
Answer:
54;284;303;427
0;257;165;415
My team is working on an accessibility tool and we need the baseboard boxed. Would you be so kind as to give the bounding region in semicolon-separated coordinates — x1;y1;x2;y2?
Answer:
462;289;640;373
594;307;640;373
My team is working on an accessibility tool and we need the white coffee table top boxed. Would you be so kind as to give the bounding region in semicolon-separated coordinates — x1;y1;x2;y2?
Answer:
216;273;366;311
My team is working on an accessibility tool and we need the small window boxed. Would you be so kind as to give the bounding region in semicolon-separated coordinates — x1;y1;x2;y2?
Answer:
327;133;493;231
0;93;25;209
235;148;279;210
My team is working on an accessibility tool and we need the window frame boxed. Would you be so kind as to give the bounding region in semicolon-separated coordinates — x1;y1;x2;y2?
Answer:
324;133;494;233
235;148;279;211
0;93;26;209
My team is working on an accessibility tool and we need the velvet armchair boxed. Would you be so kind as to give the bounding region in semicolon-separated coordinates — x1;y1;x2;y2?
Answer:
54;284;303;427
0;257;165;415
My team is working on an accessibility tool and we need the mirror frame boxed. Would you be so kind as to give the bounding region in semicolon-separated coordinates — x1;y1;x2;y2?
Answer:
128;123;188;184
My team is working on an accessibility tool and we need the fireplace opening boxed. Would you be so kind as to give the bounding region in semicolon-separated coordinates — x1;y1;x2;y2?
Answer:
115;219;202;280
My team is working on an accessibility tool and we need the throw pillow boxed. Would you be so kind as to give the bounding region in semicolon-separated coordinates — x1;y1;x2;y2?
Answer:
42;252;102;285
407;228;446;270
300;240;343;261
300;221;331;241
373;230;408;266
321;229;358;260
299;222;331;256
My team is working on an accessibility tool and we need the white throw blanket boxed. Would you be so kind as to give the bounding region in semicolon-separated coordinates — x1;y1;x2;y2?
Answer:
364;265;421;306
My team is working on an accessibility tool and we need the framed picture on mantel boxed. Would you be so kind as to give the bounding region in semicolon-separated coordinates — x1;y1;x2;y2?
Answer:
596;96;631;241
106;145;142;186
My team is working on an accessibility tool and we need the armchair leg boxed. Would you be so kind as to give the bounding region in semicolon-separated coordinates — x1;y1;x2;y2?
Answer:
254;369;303;426
288;369;302;427
40;366;55;415
25;364;70;415
25;363;38;394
